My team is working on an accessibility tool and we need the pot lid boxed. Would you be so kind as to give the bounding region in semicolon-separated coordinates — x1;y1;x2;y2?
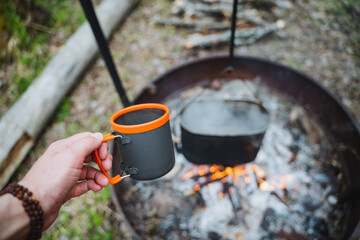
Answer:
180;99;270;137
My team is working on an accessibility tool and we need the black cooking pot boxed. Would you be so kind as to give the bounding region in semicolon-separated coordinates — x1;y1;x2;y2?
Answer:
177;98;270;166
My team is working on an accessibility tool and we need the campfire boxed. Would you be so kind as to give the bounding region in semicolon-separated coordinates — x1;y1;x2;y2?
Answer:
182;164;293;195
119;79;346;239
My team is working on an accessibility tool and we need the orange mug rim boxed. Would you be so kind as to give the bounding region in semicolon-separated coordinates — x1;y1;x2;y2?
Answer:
110;103;169;134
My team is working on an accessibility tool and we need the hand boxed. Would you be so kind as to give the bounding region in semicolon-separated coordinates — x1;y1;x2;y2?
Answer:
19;132;112;230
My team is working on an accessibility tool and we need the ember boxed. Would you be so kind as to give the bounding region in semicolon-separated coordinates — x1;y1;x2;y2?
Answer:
183;164;293;194
121;80;346;239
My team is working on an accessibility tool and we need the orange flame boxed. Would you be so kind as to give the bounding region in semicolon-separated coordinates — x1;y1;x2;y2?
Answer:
209;165;218;173
259;179;275;191
186;164;293;194
184;171;194;179
275;174;293;189
198;166;207;176
244;176;251;184
211;170;228;180
251;164;266;179
225;167;233;176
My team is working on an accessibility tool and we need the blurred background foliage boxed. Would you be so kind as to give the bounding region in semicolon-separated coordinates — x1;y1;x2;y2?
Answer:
0;0;85;116
326;0;360;63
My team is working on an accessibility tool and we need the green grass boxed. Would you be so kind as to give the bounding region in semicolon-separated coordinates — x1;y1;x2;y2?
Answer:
43;187;118;240
349;85;358;96
285;59;303;70
55;97;72;122
320;0;360;62
0;0;85;109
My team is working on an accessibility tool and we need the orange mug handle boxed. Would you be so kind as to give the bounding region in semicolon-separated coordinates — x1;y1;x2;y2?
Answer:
92;133;129;184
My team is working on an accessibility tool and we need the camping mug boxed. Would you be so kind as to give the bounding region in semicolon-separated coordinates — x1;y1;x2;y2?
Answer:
93;103;175;184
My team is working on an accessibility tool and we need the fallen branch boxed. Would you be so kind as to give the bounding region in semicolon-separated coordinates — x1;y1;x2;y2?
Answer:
172;0;231;17
172;0;268;25
173;0;266;19
201;0;292;9
185;19;285;48
153;16;229;31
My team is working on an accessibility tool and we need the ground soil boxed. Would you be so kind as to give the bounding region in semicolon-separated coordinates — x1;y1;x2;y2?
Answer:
5;0;359;238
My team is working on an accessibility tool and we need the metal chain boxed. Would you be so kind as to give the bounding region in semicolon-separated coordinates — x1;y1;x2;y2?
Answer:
227;0;239;71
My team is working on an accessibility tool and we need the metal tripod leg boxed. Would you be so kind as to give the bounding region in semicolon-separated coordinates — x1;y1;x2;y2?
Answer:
79;0;130;107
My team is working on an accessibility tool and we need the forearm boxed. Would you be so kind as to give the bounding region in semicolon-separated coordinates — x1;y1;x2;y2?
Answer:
0;194;30;240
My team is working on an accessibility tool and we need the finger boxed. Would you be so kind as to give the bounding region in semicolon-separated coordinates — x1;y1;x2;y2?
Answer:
84;154;93;163
79;165;109;187
67;133;103;161
84;142;108;163
63;132;94;145
102;152;113;172
98;142;108;160
48;132;93;153
68;180;103;199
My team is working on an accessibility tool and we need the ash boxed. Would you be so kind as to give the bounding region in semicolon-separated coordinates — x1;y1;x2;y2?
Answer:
122;79;346;239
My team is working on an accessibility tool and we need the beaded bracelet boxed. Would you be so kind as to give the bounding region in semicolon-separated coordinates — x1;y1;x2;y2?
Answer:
0;183;44;240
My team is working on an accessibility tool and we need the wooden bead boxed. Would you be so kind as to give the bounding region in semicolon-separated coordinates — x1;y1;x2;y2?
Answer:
0;183;44;240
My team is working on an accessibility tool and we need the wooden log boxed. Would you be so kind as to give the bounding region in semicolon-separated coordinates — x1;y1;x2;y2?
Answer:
185;19;285;48
0;0;139;188
172;0;267;26
228;11;268;26
201;0;292;9
153;16;230;31
172;0;236;17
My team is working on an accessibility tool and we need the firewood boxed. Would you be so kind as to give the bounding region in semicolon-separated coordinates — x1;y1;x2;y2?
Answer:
158;12;267;30
234;11;268;26
267;0;292;9
185;19;285;49
153;16;230;32
201;0;292;9
172;0;266;20
200;0;234;4
172;0;232;17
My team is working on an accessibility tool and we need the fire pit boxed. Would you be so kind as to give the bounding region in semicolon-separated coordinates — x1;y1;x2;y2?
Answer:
110;55;360;239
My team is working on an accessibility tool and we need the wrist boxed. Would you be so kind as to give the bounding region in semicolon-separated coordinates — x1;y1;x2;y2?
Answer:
18;180;49;227
0;194;30;240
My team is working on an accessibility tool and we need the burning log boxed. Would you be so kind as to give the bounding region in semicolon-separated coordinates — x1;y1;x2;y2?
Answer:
185;20;285;48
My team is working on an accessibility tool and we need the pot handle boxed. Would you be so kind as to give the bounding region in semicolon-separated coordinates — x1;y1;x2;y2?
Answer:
92;133;130;184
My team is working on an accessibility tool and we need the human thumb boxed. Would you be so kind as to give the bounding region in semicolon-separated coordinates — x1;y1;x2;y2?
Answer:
68;132;103;159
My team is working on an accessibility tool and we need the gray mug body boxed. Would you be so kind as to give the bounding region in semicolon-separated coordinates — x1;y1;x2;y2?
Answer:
113;108;175;180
